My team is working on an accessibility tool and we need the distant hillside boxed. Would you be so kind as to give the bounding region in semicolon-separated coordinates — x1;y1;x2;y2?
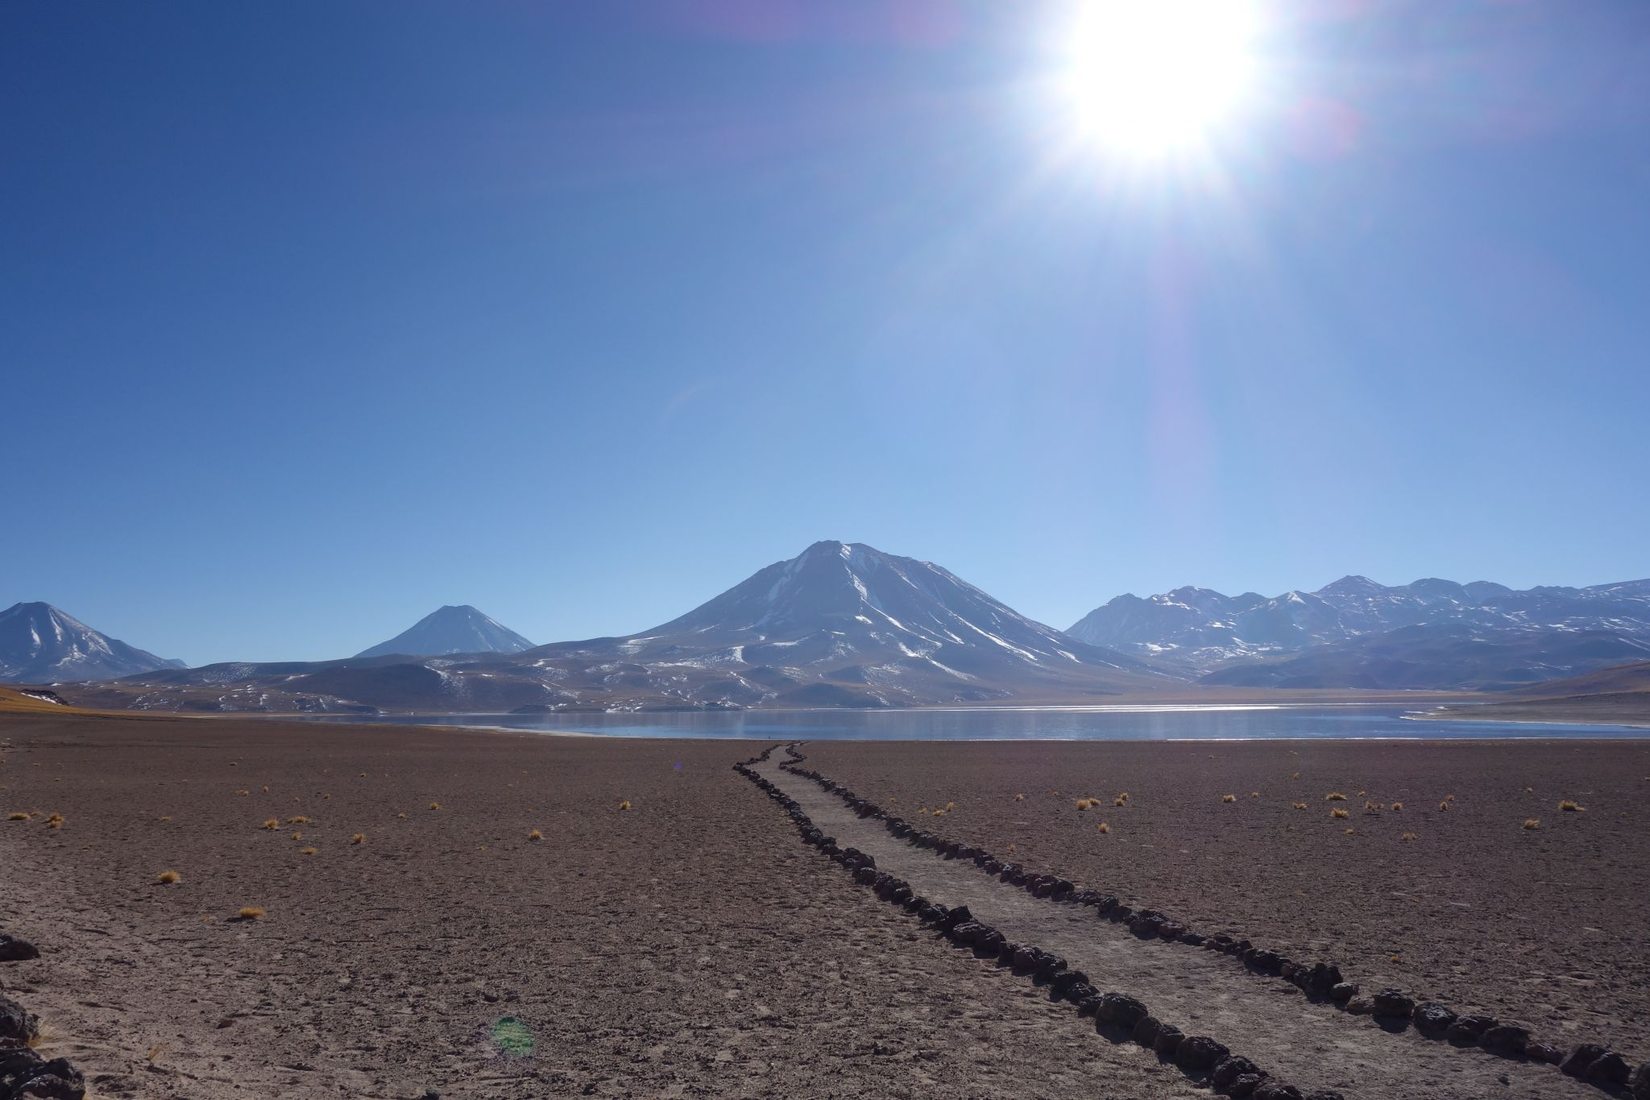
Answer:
355;605;533;659
1429;659;1650;727
1069;576;1650;691
0;602;185;683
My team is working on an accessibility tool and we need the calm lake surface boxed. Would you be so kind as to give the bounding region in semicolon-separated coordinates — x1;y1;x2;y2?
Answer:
311;705;1648;740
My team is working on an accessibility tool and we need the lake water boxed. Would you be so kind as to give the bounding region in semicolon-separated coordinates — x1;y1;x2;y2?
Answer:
310;705;1648;740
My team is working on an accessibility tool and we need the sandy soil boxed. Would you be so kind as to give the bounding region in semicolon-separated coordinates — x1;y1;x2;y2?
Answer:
1;712;1209;1099
806;738;1650;1059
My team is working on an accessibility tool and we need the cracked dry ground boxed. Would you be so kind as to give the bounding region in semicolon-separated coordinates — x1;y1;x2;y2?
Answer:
2;713;1204;1099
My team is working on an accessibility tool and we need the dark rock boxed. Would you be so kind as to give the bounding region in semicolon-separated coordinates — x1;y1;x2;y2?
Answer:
1158;922;1185;942
1446;1014;1495;1046
1094;894;1118;915
0;995;40;1048
1344;996;1373;1016
938;905;972;931
1179;931;1206;947
975;929;1005;955
1411;1003;1457;1039
1301;963;1343;998
1097;993;1148;1028
1561;1043;1608;1077
1629;1060;1650;1100
0;1049;85;1100
1251;1084;1303;1100
1244;948;1284;975
1062;981;1098;1005
948;921;984;946
16;1065;86;1100
852;866;878;885
1226;1075;1265;1099
1586;1052;1631;1086
0;937;39;963
1132;1016;1162;1046
1152;1025;1184;1059
1211;1056;1261;1091
1033;953;1068;982
1481;1024;1530;1057
1302;1093;1346;1100
1328;982;1358;1004
1371;989;1415;1019
1525;1042;1565;1065
1050;970;1091;997
1175;1035;1230;1072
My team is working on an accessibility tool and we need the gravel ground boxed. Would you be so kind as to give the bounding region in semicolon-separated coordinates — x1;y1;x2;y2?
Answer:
1;713;1208;1099
806;737;1650;1059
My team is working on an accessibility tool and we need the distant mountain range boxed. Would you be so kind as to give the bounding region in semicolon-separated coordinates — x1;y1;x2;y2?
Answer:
56;541;1161;713
1069;576;1650;690
0;602;184;683
13;557;1650;712
355;605;532;659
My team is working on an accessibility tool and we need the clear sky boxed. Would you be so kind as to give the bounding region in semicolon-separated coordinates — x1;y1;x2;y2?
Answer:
4;1;1648;665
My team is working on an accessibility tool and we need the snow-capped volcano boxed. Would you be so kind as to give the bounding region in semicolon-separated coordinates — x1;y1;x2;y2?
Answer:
0;602;185;683
525;540;1160;707
355;605;533;658
651;540;1103;666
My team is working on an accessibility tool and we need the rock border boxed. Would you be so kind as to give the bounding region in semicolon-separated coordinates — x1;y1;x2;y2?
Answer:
773;742;1650;1099
733;745;1337;1100
0;932;88;1100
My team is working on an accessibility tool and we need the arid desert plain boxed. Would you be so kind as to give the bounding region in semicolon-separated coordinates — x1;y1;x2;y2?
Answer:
3;701;1649;1099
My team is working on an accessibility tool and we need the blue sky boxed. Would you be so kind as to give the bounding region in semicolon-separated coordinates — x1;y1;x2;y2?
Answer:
4;1;1648;665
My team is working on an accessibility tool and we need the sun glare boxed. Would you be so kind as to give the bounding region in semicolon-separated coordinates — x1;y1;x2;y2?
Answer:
1063;0;1260;159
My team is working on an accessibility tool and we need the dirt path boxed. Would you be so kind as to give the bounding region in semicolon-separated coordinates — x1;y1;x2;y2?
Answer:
753;751;1606;1100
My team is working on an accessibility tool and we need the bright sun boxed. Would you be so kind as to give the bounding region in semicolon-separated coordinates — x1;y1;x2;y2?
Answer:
1063;0;1261;159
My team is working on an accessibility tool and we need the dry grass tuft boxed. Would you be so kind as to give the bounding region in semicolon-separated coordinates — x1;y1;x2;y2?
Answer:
1290;771;1301;780
1292;802;1308;810
261;818;279;830
287;815;310;825
1363;800;1381;814
234;789;249;797
1249;791;1261;799
1558;800;1585;813
299;846;318;856
1438;800;1450;811
156;869;182;885
1075;798;1094;810
1096;821;1110;834
290;831;303;841
1331;807;1350;820
396;812;407;819
1400;832;1418;843
236;906;266;920
351;833;365;845
1221;794;1237;803
46;813;64;830
1013;793;1025;801
617;799;632;811
528;829;543;841
6;811;29;821
158;815;172;822
1391;802;1404;812
1326;792;1347;802
1522;818;1540;830
429;802;441;811
1343;827;1356;834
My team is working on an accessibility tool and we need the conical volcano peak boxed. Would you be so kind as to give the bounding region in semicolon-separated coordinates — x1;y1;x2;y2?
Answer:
0;602;184;683
355;605;534;659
